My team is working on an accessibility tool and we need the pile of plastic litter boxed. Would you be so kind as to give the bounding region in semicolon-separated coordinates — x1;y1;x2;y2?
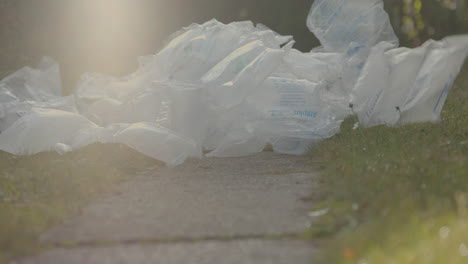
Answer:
1;0;468;166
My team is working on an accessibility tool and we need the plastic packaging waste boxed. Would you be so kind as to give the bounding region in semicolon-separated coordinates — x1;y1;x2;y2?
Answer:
0;96;77;132
399;35;468;124
352;35;468;127
0;0;467;166
204;44;291;108
307;0;398;53
0;57;61;102
0;58;76;133
0;109;99;155
114;123;202;166
241;77;343;155
206;130;267;158
307;0;399;100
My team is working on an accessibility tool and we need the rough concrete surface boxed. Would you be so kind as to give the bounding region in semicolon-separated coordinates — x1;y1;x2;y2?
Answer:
13;152;319;264
12;240;316;264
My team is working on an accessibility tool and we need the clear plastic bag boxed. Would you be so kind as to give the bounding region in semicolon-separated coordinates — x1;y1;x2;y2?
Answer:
114;123;202;166
0;109;99;155
307;0;398;53
352;36;468;127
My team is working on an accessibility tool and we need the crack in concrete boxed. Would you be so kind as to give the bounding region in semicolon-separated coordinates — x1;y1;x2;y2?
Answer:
42;233;312;249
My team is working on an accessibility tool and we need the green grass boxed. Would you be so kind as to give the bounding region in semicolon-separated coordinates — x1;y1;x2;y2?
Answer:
309;66;468;264
0;144;161;264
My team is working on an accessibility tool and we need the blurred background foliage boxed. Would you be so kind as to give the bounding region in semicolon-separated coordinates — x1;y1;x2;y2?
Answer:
0;0;467;92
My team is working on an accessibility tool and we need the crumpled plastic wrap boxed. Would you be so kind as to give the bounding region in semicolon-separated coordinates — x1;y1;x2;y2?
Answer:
0;1;467;166
351;35;468;127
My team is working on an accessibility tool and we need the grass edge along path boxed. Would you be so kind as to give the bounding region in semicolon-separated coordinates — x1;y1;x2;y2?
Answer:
0;144;161;264
309;66;468;264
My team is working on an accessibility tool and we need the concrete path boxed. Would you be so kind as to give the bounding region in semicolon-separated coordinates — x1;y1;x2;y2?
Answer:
12;152;319;264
